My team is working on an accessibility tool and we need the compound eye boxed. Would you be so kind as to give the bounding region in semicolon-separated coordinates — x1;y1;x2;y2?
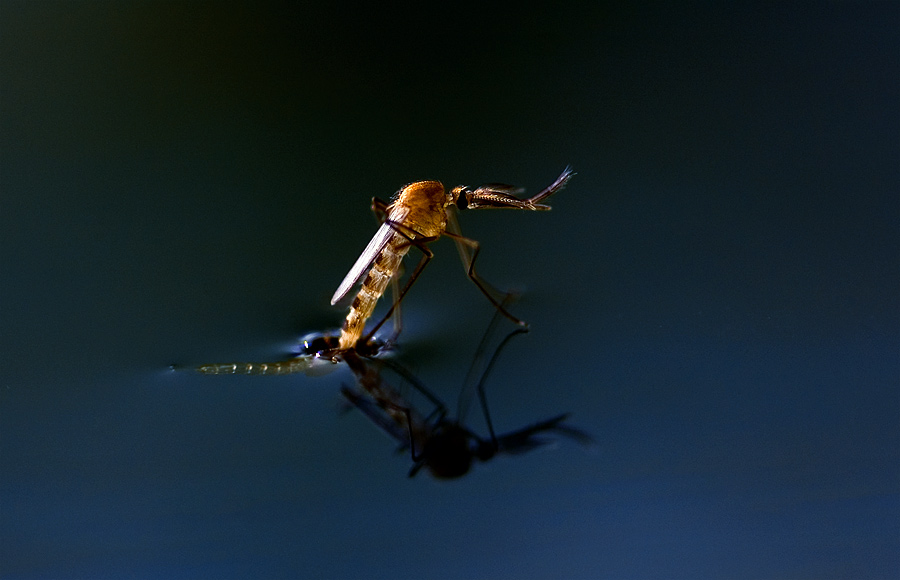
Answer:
451;187;469;210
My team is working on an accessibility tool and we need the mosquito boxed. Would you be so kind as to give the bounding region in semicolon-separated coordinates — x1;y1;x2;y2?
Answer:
186;167;572;375
340;302;591;479
330;167;574;354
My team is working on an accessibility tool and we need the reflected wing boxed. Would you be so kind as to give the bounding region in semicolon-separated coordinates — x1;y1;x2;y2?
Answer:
331;221;396;305
341;386;410;447
495;413;593;455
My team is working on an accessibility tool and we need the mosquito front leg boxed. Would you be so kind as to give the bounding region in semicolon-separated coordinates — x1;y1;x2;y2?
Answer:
378;356;449;422
370;196;390;222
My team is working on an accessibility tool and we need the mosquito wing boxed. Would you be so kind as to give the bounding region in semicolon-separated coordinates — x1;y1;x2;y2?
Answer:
474;183;525;196
331;221;396;305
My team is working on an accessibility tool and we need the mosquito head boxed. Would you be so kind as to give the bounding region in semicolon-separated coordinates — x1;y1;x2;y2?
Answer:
448;185;470;209
450;167;573;211
421;422;475;479
450;185;549;211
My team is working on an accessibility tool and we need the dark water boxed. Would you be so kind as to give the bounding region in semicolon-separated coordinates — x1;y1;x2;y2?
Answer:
2;3;897;578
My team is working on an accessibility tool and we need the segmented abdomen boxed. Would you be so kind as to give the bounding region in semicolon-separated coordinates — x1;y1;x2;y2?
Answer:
338;234;410;350
342;351;428;451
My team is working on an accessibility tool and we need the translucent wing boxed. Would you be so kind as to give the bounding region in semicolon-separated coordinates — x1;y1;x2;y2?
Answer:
331;221;396;305
474;183;525;195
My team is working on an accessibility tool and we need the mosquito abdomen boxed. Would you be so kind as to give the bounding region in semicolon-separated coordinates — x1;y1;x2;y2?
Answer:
338;237;410;350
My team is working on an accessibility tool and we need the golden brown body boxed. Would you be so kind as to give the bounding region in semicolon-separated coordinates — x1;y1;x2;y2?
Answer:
335;181;448;350
190;169;572;375
332;168;574;353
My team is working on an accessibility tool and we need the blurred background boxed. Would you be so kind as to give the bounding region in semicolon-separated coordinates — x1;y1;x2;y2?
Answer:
1;3;897;578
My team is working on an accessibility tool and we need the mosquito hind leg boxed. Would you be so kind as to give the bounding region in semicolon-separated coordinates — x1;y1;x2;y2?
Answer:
443;214;528;327
473;325;529;448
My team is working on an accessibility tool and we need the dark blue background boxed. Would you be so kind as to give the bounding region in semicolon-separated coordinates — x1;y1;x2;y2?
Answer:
2;3;897;578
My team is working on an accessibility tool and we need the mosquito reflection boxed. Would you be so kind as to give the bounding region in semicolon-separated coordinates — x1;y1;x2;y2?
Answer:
341;309;591;479
331;167;574;354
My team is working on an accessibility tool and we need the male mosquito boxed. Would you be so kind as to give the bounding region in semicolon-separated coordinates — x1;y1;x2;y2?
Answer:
331;167;574;354
187;167;572;375
340;304;591;479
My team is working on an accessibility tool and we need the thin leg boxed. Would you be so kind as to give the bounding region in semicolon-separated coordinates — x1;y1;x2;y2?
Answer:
456;293;520;414
341;384;423;464
363;248;433;343
341;350;430;464
473;326;529;449
378;356;449;422
399;404;422;463
370;196;390;221
444;212;528;327
407;459;426;478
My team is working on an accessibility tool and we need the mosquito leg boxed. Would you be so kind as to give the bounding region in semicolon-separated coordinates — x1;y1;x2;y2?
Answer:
443;218;528;327
370;197;390;222
474;326;529;449
363;249;432;342
378;356;449;420
400;405;421;463
342;350;429;464
407;461;426;478
376;394;427;465
456;293;519;414
386;273;403;345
